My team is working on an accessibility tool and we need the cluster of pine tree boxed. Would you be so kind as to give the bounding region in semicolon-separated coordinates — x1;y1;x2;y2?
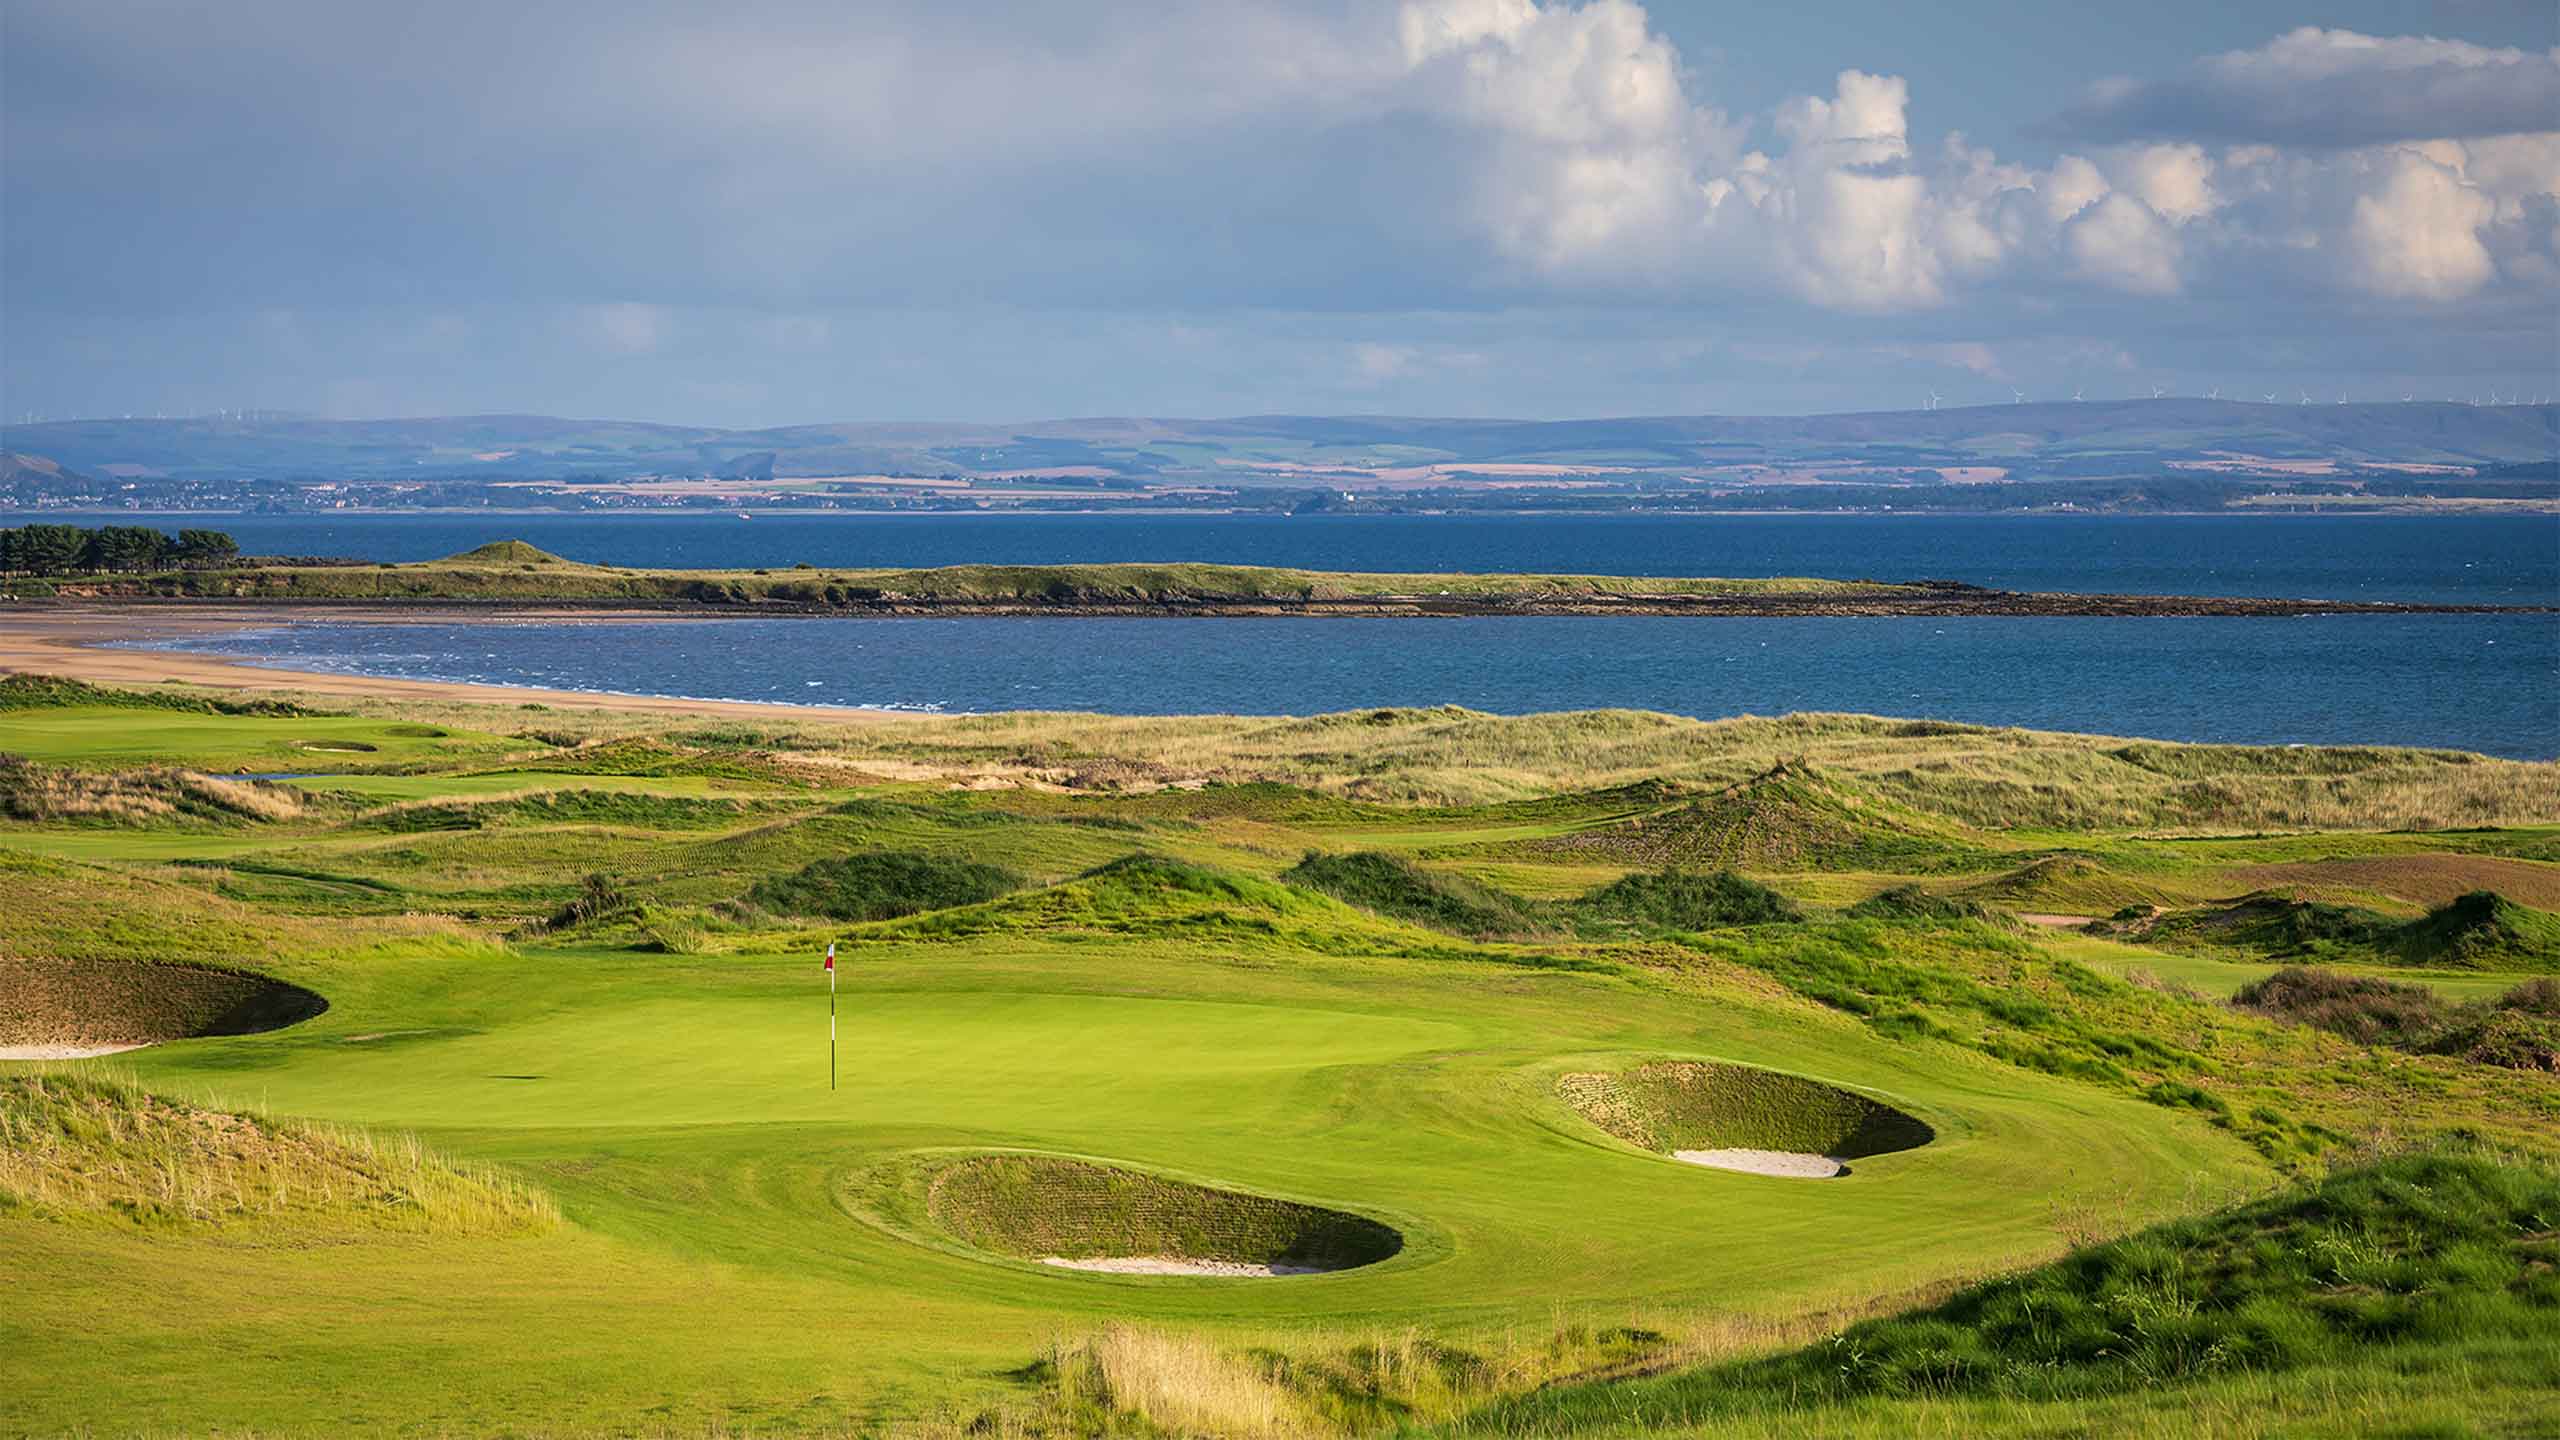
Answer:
0;524;240;574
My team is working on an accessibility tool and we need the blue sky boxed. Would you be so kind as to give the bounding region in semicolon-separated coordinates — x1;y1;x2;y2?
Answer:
4;0;2555;426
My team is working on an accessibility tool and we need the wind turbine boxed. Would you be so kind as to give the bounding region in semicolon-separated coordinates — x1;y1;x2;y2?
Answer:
2151;385;2167;399
2011;388;2025;404
2299;389;2313;405
2401;393;2414;403
2262;392;2278;404
2337;388;2348;405
1926;389;1943;411
2071;385;2084;402
2207;387;2221;401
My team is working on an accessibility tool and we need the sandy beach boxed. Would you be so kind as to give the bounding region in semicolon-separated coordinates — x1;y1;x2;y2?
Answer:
0;605;916;721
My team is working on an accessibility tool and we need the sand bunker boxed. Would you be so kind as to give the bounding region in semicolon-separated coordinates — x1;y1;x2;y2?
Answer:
1041;1256;1337;1277
921;1153;1399;1277
0;958;327;1057
0;1042;150;1061
1560;1060;1932;1179
1672;1148;1844;1179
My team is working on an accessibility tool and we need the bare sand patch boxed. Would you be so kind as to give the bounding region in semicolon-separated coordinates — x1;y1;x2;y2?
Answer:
0;1043;148;1061
1041;1256;1339;1277
0;608;921;722
1672;1148;1844;1179
2017;913;2100;929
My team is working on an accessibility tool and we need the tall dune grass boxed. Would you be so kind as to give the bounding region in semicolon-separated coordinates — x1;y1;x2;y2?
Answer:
216;688;2560;826
0;1070;556;1234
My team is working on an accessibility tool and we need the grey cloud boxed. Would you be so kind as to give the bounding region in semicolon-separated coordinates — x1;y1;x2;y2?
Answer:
2045;28;2560;146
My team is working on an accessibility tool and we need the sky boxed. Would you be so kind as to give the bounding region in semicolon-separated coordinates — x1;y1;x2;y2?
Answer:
4;0;2556;427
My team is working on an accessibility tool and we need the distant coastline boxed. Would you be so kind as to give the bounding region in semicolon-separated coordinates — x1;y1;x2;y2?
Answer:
7;542;2550;619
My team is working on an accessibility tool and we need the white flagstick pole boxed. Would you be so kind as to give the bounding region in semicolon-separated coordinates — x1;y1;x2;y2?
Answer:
827;940;837;1092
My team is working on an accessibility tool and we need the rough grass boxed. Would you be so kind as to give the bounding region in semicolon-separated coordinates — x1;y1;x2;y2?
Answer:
1466;1150;2560;1429
2230;967;2448;1048
0;1071;555;1233
1556;1061;1932;1160
55;676;2555;822
1575;869;1803;930
353;786;780;833
2234;967;2560;1073
2100;890;2560;973
0;754;314;826
921;1153;1401;1270
742;848;1024;921
1282;850;1549;937
1525;763;1987;873
1961;855;2181;915
0;673;315;718
1844;884;2009;926
1698;919;2560;1167
2396;891;2560;971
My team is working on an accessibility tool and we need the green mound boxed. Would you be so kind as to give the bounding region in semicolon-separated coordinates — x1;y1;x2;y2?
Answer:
0;1072;553;1233
440;539;575;566
921;1153;1401;1272
0;958;326;1050
1845;884;2007;925
1575;868;1802;929
2229;969;2558;1071
1961;854;2179;914
742;849;1023;922
1528;762;1983;873
2420;1004;2560;1072
359;789;770;834
2095;891;2397;955
0;674;317;718
482;738;804;784
2100;890;2560;972
2232;966;2446;1047
2396;890;2560;971
1556;1061;1932;1161
1483;1152;2560;1424
1281;850;1545;936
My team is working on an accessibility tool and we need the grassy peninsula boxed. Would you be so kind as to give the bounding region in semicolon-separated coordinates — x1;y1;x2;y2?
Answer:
8;539;2541;616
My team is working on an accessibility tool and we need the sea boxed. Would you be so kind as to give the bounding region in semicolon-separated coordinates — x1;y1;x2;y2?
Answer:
39;512;2560;757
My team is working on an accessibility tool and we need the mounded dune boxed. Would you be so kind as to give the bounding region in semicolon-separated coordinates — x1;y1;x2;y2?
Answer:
1960;855;2180;916
0;958;326;1057
1529;762;1985;873
0;1072;554;1232
1559;1061;1932;1178
2092;889;2560;972
922;1153;1402;1276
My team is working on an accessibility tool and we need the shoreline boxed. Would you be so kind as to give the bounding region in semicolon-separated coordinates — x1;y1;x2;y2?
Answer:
13;593;2549;619
0;607;921;720
9;503;2558;518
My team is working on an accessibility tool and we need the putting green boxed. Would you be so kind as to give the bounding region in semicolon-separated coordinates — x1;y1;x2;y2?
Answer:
0;931;2263;1432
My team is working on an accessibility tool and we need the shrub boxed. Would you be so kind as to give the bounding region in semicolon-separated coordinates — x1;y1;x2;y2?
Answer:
743;849;1022;922
1281;851;1545;937
2231;966;2446;1047
1577;868;1802;929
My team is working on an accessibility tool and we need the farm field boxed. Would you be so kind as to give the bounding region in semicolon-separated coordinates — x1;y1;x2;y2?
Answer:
3;674;2557;1437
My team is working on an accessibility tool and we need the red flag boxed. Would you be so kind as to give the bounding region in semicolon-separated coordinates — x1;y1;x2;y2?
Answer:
824;941;835;971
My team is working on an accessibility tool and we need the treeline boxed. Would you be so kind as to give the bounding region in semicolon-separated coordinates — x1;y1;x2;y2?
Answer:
0;524;241;575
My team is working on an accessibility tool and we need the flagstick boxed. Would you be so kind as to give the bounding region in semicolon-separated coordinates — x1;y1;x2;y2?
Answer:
827;940;838;1092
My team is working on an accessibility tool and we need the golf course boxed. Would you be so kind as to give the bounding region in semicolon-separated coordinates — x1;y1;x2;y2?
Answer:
4;674;2557;1436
